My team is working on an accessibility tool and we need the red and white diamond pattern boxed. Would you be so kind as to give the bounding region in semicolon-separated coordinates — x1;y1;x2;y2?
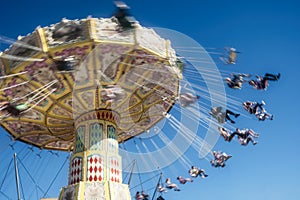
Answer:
70;157;82;185
108;156;121;183
87;154;104;182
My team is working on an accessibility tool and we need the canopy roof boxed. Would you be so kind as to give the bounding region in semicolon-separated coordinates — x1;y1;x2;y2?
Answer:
0;17;181;151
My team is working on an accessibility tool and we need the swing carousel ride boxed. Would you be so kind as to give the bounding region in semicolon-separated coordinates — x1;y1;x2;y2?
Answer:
0;2;279;200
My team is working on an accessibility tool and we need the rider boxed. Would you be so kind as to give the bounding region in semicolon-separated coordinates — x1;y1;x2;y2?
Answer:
243;100;265;114
157;184;167;193
177;176;193;184
220;47;239;64
100;85;124;103
157;196;165;200
256;108;274;121
179;92;199;107
218;127;232;142
165;178;180;191
135;192;144;200
249;73;280;90
228;128;259;145
228;48;237;64
243;101;273;121
114;1;136;30
0;101;28;118
211;151;232;168
189;166;208;178
141;191;149;200
226;73;250;89
209;107;240;124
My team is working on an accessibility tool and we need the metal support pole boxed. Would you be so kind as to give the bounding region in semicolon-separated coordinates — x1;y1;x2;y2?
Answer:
127;159;136;186
151;173;162;200
13;153;21;200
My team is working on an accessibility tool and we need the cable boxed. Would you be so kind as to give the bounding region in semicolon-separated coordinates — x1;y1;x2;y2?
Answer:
135;160;144;191
17;157;45;194
0;159;13;190
42;154;70;198
0;190;12;200
130;173;160;190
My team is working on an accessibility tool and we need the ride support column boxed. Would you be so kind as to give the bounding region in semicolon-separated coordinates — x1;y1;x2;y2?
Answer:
58;110;130;200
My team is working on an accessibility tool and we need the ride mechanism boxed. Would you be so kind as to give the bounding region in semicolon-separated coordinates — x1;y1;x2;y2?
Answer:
0;4;183;200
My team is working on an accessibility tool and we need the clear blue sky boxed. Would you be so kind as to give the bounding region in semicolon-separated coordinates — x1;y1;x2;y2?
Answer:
0;0;300;200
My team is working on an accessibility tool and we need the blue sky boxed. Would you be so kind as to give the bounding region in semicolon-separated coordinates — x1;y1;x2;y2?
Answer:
0;0;300;200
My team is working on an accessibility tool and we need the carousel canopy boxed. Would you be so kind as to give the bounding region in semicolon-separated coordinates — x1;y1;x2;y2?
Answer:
0;17;181;151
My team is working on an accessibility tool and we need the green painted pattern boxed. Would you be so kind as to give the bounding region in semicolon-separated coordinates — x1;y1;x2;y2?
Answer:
89;123;103;150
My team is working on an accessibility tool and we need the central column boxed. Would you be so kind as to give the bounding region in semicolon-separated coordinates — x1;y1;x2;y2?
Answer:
58;110;131;200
